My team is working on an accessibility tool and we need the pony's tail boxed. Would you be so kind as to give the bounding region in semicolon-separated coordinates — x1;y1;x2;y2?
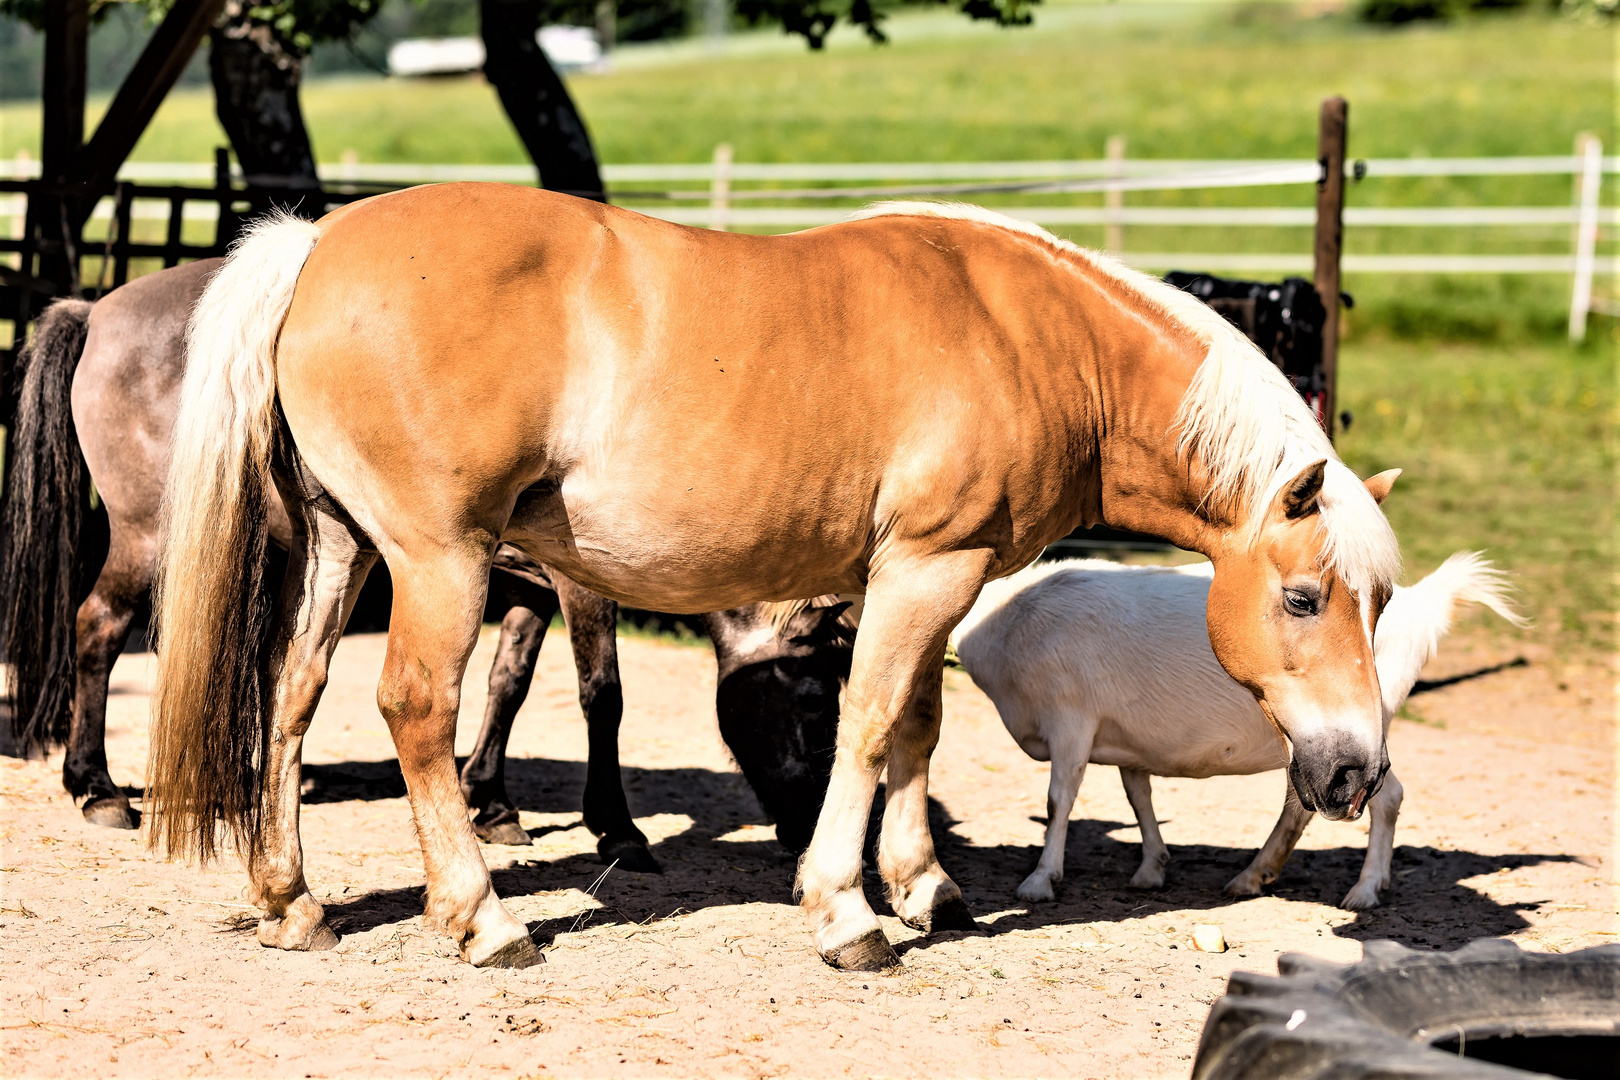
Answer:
1373;551;1528;718
0;298;94;755
146;212;321;861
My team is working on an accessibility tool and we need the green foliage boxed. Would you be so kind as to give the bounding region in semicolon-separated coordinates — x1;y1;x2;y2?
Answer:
733;0;1039;49
1356;0;1548;24
0;0;124;30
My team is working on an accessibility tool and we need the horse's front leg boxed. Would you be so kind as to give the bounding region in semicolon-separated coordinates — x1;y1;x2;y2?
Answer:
379;544;539;968
251;505;375;952
1342;769;1402;910
460;583;559;845
1226;775;1313;897
798;551;989;971
554;575;656;872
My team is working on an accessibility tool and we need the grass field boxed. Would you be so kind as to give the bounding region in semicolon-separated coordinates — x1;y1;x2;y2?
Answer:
1336;336;1615;648
0;0;1611;647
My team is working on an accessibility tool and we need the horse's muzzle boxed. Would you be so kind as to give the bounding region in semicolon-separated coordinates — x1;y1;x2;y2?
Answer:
1290;739;1389;821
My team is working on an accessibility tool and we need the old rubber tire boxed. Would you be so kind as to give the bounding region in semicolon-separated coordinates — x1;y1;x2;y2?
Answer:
1192;938;1619;1080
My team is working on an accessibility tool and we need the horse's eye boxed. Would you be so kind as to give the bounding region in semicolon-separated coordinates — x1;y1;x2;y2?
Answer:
1283;589;1318;617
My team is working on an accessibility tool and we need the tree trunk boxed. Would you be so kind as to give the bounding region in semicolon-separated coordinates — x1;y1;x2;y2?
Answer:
209;0;318;191
480;0;607;201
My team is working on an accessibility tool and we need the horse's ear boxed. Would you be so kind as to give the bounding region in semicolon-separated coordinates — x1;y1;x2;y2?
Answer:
1363;468;1401;506
1277;459;1327;519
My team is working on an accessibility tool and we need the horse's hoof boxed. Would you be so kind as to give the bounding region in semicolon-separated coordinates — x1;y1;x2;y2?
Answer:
258;917;337;952
469;935;544;970
82;797;138;830
1128;870;1166;890
822;930;902;972
599;838;661;874
914;895;978;934
476;820;533;846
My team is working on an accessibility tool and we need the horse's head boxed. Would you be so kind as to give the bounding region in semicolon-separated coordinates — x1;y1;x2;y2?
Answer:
1204;462;1401;821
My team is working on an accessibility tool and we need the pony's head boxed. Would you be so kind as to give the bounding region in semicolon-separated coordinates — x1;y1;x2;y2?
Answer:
1203;461;1401;820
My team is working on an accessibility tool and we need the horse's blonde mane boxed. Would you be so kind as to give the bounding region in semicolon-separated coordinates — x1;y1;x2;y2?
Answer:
850;201;1402;596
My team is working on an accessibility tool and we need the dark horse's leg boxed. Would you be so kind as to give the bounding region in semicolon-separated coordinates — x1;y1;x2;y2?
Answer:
64;531;148;828
460;576;559;845
555;575;658;873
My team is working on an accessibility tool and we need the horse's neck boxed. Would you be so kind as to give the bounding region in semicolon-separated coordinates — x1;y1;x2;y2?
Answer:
1068;281;1224;557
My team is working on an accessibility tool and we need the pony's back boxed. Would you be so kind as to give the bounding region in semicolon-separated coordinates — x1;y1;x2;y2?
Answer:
955;560;1250;758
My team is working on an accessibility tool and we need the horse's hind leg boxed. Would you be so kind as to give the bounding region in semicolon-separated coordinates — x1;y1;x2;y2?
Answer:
461;580;560;845
379;546;539;968
1226;776;1313;897
556;575;656;873
251;503;376;952
65;537;149;829
1342;769;1402;910
1120;767;1170;889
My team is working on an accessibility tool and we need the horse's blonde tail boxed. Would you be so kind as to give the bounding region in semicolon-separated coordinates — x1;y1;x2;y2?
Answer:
1373;551;1527;718
146;212;322;861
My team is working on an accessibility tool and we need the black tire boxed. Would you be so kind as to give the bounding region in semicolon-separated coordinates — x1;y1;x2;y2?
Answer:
1192;938;1619;1080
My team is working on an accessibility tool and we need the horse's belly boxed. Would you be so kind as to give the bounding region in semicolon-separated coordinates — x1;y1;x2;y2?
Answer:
504;482;867;612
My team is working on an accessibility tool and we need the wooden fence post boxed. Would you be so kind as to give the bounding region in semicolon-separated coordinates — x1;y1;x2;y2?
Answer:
1313;97;1347;440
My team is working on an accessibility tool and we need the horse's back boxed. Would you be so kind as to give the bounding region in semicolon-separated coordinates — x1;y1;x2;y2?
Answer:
73;258;221;531
276;186;1105;608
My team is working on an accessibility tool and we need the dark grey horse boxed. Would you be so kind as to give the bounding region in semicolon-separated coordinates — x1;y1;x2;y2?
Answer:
1;262;852;872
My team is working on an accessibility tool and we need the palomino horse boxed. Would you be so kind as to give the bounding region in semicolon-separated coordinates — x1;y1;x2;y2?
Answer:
150;189;1401;971
0;271;852;870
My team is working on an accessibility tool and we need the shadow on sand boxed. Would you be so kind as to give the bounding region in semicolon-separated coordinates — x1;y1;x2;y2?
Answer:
309;756;1576;956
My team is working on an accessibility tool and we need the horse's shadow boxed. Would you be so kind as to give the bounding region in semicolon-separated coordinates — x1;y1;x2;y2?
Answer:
315;758;1575;954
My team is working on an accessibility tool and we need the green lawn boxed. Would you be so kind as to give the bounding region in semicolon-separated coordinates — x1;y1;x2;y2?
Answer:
0;0;1610;648
1336;335;1615;649
1;2;1608;168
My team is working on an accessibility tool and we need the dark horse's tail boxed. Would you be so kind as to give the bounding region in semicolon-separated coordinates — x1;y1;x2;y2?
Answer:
0;298;94;755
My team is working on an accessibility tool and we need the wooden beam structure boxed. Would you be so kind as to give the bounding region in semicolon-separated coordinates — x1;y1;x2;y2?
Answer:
78;0;228;193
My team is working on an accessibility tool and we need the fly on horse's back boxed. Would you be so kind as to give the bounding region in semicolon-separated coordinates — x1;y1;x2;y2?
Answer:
147;184;1401;971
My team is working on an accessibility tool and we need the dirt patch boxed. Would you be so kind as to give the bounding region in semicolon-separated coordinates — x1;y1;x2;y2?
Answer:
2;627;1613;1078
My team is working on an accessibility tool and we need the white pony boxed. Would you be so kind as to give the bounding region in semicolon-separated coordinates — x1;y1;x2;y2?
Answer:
952;551;1524;910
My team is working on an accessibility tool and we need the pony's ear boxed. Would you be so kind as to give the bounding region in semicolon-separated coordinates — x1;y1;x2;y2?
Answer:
1363;468;1401;505
1277;459;1327;519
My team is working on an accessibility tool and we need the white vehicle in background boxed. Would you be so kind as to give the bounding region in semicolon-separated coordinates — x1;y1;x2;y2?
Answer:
388;27;602;79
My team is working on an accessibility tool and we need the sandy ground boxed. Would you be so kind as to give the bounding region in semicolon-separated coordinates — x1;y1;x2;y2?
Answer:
1;625;1614;1079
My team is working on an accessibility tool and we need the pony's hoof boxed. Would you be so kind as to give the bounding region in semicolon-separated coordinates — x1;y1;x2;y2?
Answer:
1128;869;1166;890
476;820;533;846
1340;883;1384;911
1224;872;1264;898
910;895;978;934
82;797;138;830
467;935;544;969
1016;876;1056;903
599;837;661;874
822;930;901;972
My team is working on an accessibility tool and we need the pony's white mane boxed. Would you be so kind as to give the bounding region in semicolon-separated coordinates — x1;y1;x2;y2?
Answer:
851;201;1402;597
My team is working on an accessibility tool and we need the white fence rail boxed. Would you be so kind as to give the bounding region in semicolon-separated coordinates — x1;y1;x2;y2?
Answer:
4;150;1610;326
